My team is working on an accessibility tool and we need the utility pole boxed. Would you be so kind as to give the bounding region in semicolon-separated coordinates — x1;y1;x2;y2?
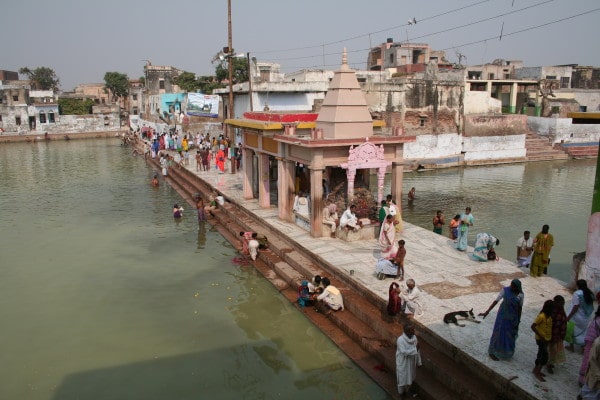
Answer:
227;0;236;173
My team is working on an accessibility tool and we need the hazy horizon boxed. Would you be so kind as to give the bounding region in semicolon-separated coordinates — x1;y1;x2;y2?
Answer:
2;0;598;91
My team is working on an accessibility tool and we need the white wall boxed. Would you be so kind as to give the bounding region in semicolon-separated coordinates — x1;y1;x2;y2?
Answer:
528;117;600;144
464;91;502;114
404;133;462;159
462;135;526;161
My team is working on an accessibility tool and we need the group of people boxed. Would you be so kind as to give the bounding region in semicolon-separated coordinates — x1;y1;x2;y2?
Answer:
239;231;268;261
297;275;345;312
514;225;555;277
480;277;599;396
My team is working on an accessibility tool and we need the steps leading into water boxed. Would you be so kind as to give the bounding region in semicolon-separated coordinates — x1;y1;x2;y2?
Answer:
525;132;569;161
160;161;536;400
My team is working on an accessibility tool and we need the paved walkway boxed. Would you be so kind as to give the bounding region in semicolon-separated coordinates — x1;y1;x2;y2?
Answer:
181;160;582;400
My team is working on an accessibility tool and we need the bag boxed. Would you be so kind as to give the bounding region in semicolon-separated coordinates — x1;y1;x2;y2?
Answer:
487;249;497;261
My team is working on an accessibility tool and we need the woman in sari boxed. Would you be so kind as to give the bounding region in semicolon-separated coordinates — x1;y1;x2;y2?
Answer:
215;148;226;173
456;207;474;251
472;232;499;261
567;279;594;350
378;214;397;259
387;282;402;316
481;279;524;360
389;200;403;234
579;305;600;385
530;224;554;277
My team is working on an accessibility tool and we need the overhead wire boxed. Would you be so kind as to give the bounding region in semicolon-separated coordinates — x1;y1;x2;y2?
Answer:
251;0;492;55
276;5;599;71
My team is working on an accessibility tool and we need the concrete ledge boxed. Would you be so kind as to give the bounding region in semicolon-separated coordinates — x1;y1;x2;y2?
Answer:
337;223;377;241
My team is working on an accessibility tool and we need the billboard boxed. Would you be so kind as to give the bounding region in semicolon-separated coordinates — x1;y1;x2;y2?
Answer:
187;93;220;118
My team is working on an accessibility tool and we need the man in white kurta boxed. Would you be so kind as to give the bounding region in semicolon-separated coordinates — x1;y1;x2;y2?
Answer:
396;324;421;396
340;205;361;231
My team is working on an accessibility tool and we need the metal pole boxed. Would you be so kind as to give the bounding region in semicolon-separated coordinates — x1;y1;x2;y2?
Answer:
227;0;235;173
247;52;253;112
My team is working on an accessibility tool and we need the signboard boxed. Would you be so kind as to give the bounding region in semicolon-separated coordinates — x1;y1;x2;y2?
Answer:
187;93;220;118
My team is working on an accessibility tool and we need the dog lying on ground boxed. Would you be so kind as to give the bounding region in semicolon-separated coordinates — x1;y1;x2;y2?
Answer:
443;308;481;327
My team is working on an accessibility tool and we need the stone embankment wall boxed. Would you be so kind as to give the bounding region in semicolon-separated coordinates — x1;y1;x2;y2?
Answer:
404;114;528;167
527;116;600;145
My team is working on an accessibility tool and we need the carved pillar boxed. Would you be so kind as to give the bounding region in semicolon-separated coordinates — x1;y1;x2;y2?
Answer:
376;166;387;206
242;148;253;199
390;162;404;209
278;158;295;221
310;168;324;237
346;167;356;204
258;152;270;208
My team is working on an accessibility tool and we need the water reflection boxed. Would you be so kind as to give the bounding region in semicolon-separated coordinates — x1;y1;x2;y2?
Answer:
0;140;389;400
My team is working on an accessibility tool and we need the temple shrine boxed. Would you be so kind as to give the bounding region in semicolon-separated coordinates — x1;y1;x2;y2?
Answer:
225;49;415;238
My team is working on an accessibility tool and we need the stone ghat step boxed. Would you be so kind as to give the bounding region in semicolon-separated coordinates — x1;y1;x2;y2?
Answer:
526;154;570;161
158;161;536;400
564;147;599;158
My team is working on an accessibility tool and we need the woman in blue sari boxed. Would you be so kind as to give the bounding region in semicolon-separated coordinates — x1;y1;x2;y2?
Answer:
481;279;524;360
456;207;474;251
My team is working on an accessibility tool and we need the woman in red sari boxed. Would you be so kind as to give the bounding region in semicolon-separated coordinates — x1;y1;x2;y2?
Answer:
215;148;226;173
387;282;401;316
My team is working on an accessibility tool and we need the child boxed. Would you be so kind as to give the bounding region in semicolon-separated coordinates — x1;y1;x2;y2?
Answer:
531;300;554;382
449;214;460;240
547;295;567;374
173;204;184;219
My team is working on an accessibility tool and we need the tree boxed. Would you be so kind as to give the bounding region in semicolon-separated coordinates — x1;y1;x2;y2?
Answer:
197;75;223;94
103;72;129;101
214;57;248;84
58;98;95;115
173;71;201;93
19;66;60;91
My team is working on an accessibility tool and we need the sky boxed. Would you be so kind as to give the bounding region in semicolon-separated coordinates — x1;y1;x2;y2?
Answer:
2;0;599;91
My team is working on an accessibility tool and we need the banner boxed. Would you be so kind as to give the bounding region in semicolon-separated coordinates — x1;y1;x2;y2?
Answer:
187;93;220;118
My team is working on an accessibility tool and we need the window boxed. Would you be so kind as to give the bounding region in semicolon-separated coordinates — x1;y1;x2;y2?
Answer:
488;73;495;80
48;112;55;123
15;116;21;125
39;112;46;123
159;80;165;90
132;94;138;101
0;115;2;122
13;95;18;101
419;117;427;127
580;106;588;112
504;73;511;79
132;107;138;115
560;77;570;88
546;75;556;80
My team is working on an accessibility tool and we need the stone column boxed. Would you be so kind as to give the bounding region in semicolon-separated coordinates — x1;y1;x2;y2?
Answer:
376;166;387;206
509;82;518;114
390;162;404;208
258;152;270;208
310;167;324;237
346;167;356;203
242;148;253;200
278;158;295;222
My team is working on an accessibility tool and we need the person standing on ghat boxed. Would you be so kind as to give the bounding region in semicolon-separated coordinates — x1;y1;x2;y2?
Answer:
530;224;554;277
456;207;474;252
432;210;445;235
